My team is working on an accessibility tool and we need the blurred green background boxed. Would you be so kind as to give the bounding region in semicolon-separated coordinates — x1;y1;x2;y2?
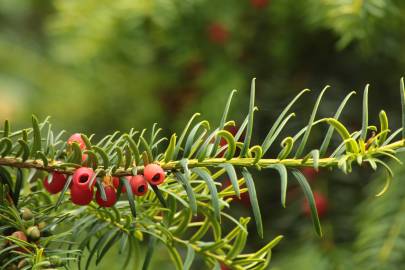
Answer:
1;0;405;269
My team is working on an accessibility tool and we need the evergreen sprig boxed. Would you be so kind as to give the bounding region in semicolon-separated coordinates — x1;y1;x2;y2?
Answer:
1;78;404;269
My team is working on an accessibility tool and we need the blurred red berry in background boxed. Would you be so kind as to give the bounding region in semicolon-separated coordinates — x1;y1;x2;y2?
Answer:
218;125;243;157
301;167;318;182
220;262;232;270
222;179;250;208
302;191;328;218
250;0;269;9
207;22;229;45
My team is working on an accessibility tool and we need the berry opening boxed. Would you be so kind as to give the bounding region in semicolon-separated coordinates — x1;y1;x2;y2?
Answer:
79;174;89;183
138;185;145;193
152;174;161;182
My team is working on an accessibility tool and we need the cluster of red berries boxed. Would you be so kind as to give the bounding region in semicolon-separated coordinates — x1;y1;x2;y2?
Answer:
43;133;166;207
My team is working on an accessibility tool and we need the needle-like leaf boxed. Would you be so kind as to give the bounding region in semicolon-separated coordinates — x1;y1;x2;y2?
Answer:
242;168;263;238
241;78;256;157
292;169;322;237
295;86;329;157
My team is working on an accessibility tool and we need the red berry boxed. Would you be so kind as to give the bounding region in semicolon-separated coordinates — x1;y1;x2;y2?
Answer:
250;0;269;9
185;59;204;79
43;173;67;194
9;231;28;253
96;185;117;207
220;263;231;270
207;22;229;45
10;231;27;242
238;191;251;208
67;133;87;163
81;153;88;163
67;133;86;150
220;126;239;146
70;184;93;205
222;179;250;208
144;164;165;185
301;167;318;181
130;175;149;196
303;191;328;218
112;176;130;192
72;167;95;190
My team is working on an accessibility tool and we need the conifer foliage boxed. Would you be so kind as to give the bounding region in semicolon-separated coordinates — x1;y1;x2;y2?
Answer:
1;78;405;269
